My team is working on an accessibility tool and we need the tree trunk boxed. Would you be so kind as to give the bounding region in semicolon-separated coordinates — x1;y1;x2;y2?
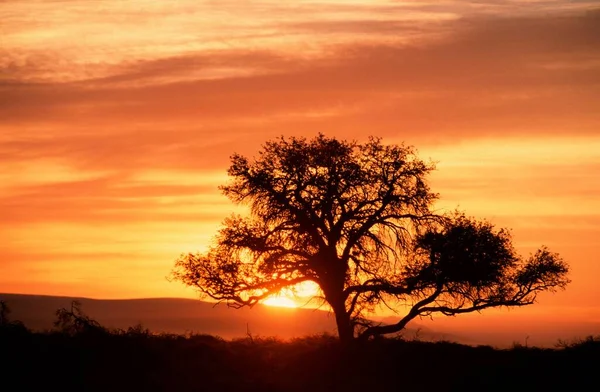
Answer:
331;301;353;344
321;258;353;343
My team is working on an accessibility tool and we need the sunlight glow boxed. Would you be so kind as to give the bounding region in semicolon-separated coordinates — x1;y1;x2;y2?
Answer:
262;282;322;309
262;296;298;308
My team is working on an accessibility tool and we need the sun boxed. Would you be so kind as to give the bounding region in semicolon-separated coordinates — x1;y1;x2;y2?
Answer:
261;281;321;308
262;296;298;308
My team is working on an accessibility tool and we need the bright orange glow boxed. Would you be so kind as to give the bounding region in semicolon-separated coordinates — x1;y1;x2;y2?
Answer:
262;282;321;309
1;0;599;341
291;281;321;299
262;296;298;308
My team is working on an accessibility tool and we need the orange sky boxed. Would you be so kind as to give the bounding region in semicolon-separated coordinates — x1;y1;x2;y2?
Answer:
1;1;599;326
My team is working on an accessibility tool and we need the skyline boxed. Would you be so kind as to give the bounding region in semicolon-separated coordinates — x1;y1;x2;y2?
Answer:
1;1;599;327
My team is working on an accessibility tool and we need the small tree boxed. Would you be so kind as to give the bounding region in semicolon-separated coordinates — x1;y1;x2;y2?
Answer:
0;300;27;332
54;301;105;336
172;134;569;342
0;300;9;326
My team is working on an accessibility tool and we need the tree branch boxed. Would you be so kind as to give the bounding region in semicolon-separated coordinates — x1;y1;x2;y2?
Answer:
359;286;442;340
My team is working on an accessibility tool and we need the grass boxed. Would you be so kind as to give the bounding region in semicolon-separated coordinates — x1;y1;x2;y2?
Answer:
1;301;598;391
1;322;598;392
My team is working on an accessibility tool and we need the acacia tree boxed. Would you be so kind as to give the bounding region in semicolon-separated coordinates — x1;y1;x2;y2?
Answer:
172;134;569;342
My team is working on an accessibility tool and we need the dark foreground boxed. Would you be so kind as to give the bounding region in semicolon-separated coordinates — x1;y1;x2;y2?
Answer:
1;324;598;392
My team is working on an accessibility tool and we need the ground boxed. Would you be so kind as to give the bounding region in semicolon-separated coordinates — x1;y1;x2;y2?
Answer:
1;325;598;392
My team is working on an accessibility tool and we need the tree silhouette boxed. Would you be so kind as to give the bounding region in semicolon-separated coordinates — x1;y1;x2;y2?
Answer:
172;135;569;342
0;300;9;326
54;301;105;335
0;299;26;332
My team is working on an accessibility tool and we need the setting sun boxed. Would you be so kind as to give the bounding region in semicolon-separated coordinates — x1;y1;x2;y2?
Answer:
262;296;298;308
262;281;321;308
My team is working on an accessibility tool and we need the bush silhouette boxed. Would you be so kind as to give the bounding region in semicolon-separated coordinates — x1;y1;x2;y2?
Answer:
1;301;598;392
53;301;106;336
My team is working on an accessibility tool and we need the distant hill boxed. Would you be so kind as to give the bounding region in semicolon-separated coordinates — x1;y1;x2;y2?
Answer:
0;293;338;339
6;293;593;347
0;292;462;342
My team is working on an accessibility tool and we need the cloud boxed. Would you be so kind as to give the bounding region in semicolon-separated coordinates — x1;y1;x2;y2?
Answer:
2;10;598;142
0;10;598;185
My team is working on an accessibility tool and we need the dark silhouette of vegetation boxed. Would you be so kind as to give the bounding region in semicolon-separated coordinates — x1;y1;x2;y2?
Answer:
172;134;570;342
0;300;9;325
0;299;26;333
1;310;598;392
54;300;106;336
1;299;597;391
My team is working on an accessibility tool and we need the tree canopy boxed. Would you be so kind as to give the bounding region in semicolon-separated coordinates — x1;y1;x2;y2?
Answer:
172;134;569;342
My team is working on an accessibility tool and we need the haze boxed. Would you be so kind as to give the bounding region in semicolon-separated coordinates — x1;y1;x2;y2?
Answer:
1;1;599;339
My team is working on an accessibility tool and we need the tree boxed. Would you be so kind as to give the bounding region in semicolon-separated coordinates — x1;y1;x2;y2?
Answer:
172;134;569;343
54;301;105;336
0;300;26;332
0;300;9;326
